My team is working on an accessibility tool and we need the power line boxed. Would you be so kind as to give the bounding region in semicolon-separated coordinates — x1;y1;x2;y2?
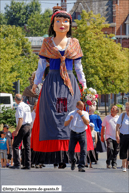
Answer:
4;0;127;5
27;0;116;5
37;0;128;2
39;2;75;4
10;0;120;3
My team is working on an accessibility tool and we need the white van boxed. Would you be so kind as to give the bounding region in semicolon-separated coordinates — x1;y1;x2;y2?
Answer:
0;93;14;112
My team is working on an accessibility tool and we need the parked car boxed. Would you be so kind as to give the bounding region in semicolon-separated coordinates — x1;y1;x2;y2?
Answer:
116;95;128;105
0;93;14;112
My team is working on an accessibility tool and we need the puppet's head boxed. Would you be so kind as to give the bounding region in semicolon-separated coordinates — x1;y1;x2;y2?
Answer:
89;105;96;115
49;10;72;37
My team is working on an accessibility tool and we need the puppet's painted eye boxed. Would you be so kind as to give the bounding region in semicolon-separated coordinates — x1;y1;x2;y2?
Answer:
56;20;59;23
64;20;68;23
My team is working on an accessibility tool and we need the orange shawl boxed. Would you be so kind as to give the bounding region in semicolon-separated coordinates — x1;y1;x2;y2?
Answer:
39;37;83;96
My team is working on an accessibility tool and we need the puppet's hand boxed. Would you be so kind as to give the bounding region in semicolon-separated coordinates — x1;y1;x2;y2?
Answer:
32;84;37;94
82;86;86;92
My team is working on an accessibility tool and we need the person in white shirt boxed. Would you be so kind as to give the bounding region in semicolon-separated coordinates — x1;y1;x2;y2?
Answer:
116;102;129;172
10;94;32;170
64;101;89;172
101;105;119;169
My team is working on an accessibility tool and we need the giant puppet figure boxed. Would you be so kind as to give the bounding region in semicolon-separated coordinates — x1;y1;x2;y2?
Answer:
31;10;89;168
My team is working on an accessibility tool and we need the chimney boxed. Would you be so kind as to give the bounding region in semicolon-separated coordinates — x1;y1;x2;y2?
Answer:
61;0;67;11
52;3;63;13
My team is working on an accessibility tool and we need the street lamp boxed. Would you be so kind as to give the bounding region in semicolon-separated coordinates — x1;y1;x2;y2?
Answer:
111;36;117;40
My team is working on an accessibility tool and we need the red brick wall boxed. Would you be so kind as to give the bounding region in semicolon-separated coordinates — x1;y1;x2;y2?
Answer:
102;27;115;34
117;38;129;48
33;49;40;54
114;0;129;35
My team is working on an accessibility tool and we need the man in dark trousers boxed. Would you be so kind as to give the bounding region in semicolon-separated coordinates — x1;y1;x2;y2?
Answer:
64;101;89;172
10;94;32;169
101;105;119;169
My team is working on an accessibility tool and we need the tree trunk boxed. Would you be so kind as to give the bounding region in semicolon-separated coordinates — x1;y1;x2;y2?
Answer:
114;94;116;105
104;94;107;115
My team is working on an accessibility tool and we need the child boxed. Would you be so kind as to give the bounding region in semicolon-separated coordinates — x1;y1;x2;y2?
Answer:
86;123;97;168
3;124;13;167
0;131;9;167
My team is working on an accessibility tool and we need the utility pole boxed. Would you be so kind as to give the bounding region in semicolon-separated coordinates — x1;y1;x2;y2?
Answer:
18;80;20;94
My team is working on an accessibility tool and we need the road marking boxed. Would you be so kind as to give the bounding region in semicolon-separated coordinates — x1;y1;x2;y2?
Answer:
67;172;114;192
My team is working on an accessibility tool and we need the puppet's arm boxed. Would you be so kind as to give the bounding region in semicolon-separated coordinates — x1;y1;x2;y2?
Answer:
74;58;87;90
32;58;47;94
34;58;47;85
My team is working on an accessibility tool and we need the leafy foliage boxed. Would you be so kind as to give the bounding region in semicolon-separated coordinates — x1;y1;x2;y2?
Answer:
116;103;125;111
0;25;38;94
0;107;16;127
0;13;7;25
25;9;52;37
73;11;129;95
4;0;41;27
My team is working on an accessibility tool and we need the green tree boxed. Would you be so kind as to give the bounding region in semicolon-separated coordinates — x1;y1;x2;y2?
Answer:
25;9;52;36
73;11;128;114
4;0;41;27
0;25;38;94
0;13;7;25
0;107;16;127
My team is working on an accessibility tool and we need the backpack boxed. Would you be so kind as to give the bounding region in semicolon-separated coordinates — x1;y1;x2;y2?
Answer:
120;112;126;129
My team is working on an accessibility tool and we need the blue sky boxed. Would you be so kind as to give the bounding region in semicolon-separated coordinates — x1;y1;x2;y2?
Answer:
0;0;74;13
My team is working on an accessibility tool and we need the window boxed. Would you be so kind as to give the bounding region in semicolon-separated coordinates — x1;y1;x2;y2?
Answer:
0;97;10;104
78;15;81;20
126;24;129;35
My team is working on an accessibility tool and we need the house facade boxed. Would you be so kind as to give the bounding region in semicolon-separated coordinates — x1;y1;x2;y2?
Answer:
69;0;129;106
69;0;129;48
29;0;129;51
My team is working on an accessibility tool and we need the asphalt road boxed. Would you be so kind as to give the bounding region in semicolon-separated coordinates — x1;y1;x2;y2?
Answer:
0;152;129;193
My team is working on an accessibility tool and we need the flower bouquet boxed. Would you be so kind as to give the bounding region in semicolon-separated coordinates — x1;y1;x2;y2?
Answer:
81;88;98;108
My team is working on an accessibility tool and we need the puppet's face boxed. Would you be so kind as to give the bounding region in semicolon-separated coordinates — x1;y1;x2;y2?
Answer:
89;105;96;115
53;17;70;35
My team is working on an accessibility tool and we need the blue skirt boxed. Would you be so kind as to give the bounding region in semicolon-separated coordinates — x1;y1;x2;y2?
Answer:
31;70;81;164
39;70;81;141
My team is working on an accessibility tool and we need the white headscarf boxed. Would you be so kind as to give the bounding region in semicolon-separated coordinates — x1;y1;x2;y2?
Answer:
89;122;95;128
